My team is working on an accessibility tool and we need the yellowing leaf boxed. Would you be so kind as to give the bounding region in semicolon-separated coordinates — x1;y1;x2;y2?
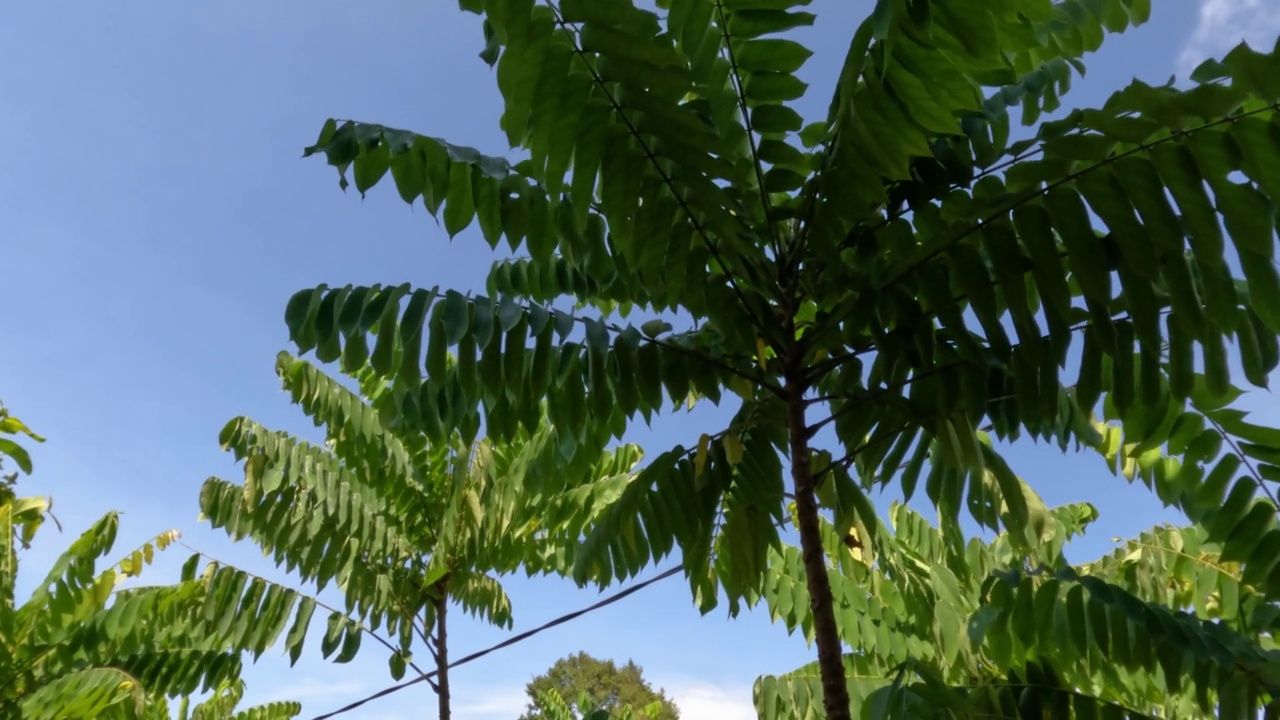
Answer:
724;433;744;466
695;433;711;478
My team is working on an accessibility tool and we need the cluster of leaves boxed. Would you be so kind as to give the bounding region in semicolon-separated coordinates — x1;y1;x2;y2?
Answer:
147;680;302;720
1;402;45;484
753;480;1280;718
284;0;1280;716
198;351;647;716
0;404;301;720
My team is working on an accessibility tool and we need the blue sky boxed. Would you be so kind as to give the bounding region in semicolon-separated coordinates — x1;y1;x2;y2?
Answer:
3;2;1279;719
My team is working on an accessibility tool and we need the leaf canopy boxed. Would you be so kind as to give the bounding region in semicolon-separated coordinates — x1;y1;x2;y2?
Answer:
199;351;647;683
289;1;1280;716
1;409;303;720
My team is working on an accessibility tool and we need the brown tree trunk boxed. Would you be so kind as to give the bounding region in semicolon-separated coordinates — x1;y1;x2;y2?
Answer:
434;580;450;720
785;374;851;720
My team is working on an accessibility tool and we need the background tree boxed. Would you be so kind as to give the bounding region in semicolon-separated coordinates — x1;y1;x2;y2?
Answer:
288;1;1280;717
0;403;303;720
199;352;644;719
519;652;679;720
529;685;665;720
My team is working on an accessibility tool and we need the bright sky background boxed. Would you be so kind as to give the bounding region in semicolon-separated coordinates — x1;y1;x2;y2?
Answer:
3;2;1279;719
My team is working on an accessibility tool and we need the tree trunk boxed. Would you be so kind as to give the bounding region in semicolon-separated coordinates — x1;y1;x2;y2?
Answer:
785;374;851;720
434;580;450;720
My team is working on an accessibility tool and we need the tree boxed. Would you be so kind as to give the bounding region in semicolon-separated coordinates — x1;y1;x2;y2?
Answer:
754;443;1280;718
199;353;644;718
529;686;664;720
519;652;679;720
0;403;302;720
288;1;1280;717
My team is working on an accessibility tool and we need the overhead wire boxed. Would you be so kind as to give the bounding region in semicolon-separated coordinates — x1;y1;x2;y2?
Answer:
310;564;685;720
310;472;811;718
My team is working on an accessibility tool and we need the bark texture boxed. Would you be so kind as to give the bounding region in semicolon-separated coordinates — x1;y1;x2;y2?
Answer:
785;374;851;720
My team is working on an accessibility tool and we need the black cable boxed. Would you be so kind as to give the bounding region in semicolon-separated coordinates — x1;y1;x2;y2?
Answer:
310;564;685;720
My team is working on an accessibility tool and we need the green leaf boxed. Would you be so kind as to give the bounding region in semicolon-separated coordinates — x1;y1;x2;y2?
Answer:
735;39;813;73
728;10;816;40
0;438;33;474
745;72;809;103
872;0;893;40
441;290;471;345
443;161;476;237
752;104;805;134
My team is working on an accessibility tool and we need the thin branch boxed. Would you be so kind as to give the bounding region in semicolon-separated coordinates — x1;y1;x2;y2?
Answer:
1085;531;1247;585
828;126;1046;265
803;100;1280;353
1202;415;1280;512
544;1;776;343
712;0;783;261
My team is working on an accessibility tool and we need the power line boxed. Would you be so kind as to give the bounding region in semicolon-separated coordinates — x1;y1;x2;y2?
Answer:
310;564;685;720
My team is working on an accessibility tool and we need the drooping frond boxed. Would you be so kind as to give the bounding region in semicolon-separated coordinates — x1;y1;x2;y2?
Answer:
274;351;442;532
284;284;750;459
449;569;513;629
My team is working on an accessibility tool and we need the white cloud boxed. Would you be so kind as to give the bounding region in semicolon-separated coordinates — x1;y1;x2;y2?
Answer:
1178;0;1280;76
664;680;757;720
452;686;529;717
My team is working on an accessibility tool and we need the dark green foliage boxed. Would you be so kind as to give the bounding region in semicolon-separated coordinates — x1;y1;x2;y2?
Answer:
289;1;1280;717
755;484;1280;719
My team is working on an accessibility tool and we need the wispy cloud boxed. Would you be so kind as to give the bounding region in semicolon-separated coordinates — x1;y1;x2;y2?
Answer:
1178;0;1280;76
663;679;757;720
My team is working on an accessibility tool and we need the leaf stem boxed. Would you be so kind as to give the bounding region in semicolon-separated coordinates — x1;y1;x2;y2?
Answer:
545;1;778;345
876;100;1280;292
712;0;783;261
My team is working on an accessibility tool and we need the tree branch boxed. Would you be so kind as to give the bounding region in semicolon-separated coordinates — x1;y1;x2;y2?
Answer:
713;0;783;261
